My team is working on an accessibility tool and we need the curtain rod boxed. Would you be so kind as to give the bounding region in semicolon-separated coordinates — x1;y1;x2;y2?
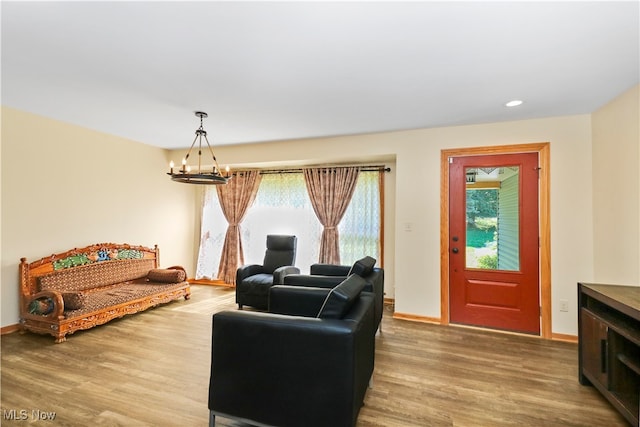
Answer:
234;165;391;175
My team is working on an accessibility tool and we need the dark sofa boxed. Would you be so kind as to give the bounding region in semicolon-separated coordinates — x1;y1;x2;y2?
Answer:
283;256;384;332
208;275;376;427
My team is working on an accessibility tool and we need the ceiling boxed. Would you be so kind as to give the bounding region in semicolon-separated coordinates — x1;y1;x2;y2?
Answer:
2;1;639;150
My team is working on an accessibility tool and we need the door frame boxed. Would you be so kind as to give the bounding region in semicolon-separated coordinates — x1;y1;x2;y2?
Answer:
440;142;551;338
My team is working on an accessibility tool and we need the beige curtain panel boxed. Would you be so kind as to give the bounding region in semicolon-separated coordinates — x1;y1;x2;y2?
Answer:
216;170;262;285
303;166;360;265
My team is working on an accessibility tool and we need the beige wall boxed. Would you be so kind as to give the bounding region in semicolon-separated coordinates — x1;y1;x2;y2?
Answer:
1;107;197;327
592;85;640;284
178;113;596;336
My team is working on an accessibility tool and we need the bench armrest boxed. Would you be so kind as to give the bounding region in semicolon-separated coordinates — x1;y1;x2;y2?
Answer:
23;290;65;320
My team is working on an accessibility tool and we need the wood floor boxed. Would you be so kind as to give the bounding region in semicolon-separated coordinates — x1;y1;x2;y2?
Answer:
1;285;628;426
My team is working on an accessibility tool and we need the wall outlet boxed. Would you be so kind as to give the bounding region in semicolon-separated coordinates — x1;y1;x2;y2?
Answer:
559;299;569;312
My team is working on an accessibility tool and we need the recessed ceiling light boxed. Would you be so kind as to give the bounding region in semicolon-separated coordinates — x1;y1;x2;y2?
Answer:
505;100;523;107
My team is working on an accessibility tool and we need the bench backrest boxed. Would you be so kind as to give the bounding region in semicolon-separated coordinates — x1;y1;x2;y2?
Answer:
38;258;156;293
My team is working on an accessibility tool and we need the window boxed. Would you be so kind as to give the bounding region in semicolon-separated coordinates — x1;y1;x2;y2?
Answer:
464;166;520;271
196;169;382;279
338;171;381;263
242;173;322;273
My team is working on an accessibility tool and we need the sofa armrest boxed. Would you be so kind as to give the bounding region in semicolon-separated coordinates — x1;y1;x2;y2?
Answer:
235;264;264;283
272;265;300;285
269;285;330;317
283;273;344;288
23;290;65;320
310;263;351;276
284;274;377;295
209;310;367;427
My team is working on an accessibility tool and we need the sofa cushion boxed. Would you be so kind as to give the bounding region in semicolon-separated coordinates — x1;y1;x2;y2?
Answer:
348;256;376;277
317;274;366;319
238;274;275;295
147;268;186;283
62;281;189;318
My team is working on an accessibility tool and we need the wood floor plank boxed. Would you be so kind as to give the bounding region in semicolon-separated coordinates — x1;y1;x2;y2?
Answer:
1;285;628;426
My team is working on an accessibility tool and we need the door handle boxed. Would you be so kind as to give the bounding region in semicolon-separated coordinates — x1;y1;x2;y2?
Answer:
452;248;459;254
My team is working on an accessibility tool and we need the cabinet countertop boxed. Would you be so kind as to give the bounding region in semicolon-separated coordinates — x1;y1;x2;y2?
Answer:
580;282;640;315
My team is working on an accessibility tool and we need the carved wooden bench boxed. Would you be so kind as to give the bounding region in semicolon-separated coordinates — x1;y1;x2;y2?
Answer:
19;242;191;343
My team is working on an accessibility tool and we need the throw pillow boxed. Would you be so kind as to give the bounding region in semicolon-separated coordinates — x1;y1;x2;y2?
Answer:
28;297;54;315
147;268;186;283
317;274;366;319
62;292;85;310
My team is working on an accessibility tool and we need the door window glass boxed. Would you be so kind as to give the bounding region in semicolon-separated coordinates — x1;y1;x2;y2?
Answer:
465;166;520;271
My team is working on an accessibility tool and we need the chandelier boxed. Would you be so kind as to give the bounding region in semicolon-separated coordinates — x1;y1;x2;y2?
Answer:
168;111;231;185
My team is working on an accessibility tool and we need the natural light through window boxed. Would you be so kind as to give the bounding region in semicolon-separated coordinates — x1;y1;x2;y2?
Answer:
196;170;382;279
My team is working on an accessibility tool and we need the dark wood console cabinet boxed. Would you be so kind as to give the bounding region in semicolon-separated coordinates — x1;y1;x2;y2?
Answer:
578;283;640;426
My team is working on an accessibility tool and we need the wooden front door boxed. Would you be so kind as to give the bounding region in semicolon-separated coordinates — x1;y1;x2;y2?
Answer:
449;153;540;334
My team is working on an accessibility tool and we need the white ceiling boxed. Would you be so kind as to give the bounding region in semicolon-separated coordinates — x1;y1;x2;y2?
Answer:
2;1;639;150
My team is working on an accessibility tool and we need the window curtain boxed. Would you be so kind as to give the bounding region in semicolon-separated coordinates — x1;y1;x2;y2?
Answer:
303;166;360;264
338;170;382;264
216;170;261;285
195;188;227;280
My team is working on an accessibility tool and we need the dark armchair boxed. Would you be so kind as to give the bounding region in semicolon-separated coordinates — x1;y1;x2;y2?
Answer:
209;275;376;427
235;234;299;310
283;256;384;331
